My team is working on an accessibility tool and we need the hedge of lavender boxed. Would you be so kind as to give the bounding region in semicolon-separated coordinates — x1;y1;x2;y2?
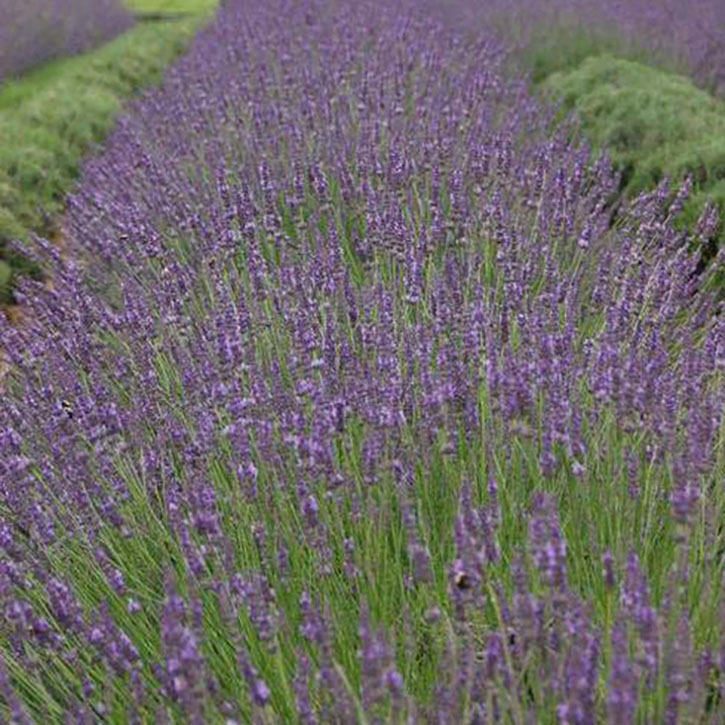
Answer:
0;0;133;82
1;0;724;722
475;0;725;94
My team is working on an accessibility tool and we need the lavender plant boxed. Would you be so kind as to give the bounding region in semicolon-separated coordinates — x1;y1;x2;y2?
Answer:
1;0;724;722
0;0;133;82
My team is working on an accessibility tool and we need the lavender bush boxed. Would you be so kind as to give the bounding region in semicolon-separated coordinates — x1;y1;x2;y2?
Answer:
0;0;133;82
1;0;724;721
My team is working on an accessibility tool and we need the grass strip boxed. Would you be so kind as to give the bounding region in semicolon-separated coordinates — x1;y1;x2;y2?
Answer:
124;0;217;12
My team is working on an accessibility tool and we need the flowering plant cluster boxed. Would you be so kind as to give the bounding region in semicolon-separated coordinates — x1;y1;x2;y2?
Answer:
0;0;724;722
0;0;133;82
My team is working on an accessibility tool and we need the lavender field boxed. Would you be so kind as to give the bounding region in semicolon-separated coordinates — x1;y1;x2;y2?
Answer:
0;0;133;82
0;0;724;722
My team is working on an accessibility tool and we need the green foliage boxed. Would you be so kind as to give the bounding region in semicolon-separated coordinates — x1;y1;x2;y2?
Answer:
0;16;205;304
544;55;725;235
124;0;217;14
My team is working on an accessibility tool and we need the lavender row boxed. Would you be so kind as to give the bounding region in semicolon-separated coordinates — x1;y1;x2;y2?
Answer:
467;0;725;94
0;0;724;721
0;0;133;82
